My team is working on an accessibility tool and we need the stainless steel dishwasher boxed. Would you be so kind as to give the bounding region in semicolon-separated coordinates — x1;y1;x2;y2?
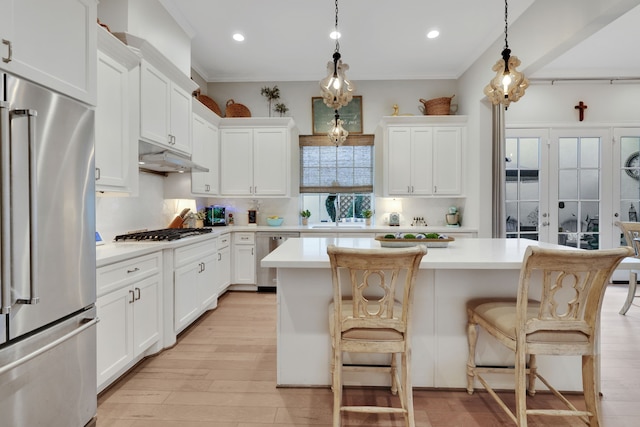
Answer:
256;231;300;291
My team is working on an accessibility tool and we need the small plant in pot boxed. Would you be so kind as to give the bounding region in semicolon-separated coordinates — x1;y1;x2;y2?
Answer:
300;209;311;225
363;209;373;225
194;209;207;228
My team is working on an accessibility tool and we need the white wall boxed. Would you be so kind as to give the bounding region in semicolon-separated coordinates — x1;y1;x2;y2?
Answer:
96;173;178;242
98;0;192;75
506;82;640;126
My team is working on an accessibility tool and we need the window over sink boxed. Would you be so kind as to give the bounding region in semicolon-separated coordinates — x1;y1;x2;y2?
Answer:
299;135;374;223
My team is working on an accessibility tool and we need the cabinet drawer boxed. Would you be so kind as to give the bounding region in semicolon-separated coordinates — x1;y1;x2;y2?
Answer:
234;232;255;245
174;239;217;268
97;252;162;297
218;233;231;249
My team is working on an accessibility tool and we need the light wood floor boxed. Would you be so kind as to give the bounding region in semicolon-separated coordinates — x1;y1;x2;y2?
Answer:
97;284;640;426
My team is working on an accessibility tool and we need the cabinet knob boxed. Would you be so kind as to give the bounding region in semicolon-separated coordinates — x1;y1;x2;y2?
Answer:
95;167;101;181
129;290;135;304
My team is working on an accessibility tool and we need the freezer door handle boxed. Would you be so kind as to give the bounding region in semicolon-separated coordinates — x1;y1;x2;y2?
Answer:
11;109;39;305
0;317;98;376
0;101;10;313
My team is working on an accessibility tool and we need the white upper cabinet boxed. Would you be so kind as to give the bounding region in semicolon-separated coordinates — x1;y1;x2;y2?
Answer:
140;60;192;155
95;26;139;194
219;118;297;197
432;127;463;195
379;116;466;197
169;81;192;154
116;33;198;156
191;104;220;195
0;0;97;105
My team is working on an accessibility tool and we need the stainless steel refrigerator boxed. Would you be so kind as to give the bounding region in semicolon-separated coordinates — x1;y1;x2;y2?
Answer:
0;73;97;426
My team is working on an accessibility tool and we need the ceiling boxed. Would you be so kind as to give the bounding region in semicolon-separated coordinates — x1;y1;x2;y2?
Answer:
161;0;640;83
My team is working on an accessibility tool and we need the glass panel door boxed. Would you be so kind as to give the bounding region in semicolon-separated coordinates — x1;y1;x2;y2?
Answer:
550;129;609;250
505;130;545;241
613;129;640;248
506;128;610;250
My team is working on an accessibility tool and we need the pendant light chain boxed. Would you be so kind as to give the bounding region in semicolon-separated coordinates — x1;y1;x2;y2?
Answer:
334;0;340;53
504;0;509;50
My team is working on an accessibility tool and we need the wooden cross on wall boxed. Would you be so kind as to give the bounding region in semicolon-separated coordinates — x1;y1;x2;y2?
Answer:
575;101;588;121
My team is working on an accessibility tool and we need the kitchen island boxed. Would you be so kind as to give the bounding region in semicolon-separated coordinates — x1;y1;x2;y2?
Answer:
261;237;639;390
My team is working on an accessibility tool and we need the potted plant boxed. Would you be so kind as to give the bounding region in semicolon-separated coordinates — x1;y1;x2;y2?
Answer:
363;209;373;226
194;209;207;228
300;209;311;226
260;85;280;117
274;102;289;117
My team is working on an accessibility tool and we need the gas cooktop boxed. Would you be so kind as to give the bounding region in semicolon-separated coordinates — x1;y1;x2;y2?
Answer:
114;228;212;242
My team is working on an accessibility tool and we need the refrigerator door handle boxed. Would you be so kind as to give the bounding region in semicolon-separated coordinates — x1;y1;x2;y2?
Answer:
0;100;10;313
11;109;39;305
0;317;98;376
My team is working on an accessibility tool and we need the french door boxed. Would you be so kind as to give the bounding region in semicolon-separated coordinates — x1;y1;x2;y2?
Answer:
505;128;612;249
612;128;640;245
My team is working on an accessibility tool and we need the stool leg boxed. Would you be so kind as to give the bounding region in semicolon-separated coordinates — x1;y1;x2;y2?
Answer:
582;354;601;427
332;348;342;426
466;318;478;394
620;271;637;315
402;349;415;427
527;354;537;396
390;352;398;395
515;345;528;427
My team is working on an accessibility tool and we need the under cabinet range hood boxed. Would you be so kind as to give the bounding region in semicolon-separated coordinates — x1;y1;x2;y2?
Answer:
138;151;209;173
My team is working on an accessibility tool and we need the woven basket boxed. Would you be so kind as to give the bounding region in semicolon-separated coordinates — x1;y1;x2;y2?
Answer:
225;99;251;117
419;95;455;115
197;95;222;117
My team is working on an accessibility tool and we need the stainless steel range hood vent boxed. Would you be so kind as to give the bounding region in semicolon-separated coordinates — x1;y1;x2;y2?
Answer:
138;151;209;173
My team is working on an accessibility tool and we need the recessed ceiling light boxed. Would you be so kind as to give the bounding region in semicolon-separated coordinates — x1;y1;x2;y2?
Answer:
427;30;440;39
330;31;341;40
233;33;245;42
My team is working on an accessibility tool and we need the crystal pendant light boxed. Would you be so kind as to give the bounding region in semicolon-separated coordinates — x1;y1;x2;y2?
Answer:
328;110;348;146
484;0;529;110
319;0;355;110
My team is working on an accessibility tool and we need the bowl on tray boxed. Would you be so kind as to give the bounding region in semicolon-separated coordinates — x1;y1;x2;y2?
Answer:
375;233;454;248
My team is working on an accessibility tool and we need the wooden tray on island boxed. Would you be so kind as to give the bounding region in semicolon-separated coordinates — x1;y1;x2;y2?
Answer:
375;235;455;248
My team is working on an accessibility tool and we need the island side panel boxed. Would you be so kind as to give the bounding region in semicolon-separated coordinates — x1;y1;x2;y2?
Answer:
276;268;436;387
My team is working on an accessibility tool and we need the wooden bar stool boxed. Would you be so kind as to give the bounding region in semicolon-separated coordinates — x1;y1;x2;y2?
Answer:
466;246;632;427
614;221;640;314
327;244;426;427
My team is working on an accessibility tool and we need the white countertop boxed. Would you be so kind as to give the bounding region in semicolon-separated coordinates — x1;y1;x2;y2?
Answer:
96;232;222;267
96;224;477;267
224;224;477;234
261;237;640;270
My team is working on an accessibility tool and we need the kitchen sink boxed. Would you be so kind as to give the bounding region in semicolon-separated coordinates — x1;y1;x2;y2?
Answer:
310;224;366;229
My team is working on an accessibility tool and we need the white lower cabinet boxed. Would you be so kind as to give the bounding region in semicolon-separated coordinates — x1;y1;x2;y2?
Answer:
174;240;217;333
96;252;162;392
216;233;231;295
232;232;256;285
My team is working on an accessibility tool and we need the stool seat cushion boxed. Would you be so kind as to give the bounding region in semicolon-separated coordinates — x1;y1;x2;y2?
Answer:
469;299;589;344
